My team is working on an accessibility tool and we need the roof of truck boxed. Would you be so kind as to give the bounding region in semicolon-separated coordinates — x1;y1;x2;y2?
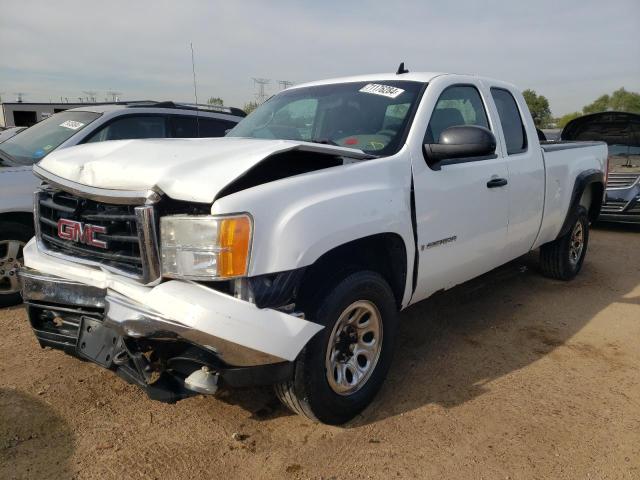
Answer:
290;72;519;93
292;72;447;89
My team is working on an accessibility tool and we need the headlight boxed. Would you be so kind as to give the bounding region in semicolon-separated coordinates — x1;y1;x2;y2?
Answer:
160;214;252;279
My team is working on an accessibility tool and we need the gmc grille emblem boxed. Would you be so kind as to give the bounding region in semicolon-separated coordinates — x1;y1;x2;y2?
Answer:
57;218;108;249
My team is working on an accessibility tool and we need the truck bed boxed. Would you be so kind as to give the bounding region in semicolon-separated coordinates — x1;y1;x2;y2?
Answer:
540;140;605;152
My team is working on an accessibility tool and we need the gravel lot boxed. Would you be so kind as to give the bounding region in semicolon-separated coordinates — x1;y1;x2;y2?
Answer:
1;224;639;479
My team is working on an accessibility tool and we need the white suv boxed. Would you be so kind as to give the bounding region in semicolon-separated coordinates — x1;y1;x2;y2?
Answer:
0;102;245;306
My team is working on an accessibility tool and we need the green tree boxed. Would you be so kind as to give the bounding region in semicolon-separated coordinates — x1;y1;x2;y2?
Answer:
556;111;582;128
207;96;224;106
522;89;553;128
582;88;640;114
243;100;259;114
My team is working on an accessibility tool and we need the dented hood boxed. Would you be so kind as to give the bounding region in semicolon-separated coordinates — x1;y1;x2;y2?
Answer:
35;137;370;203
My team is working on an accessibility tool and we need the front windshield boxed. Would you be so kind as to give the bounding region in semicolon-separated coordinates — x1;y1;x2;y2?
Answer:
228;80;424;156
0;110;101;166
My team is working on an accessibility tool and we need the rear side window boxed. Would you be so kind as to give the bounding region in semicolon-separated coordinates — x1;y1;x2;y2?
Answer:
425;85;490;143
199;118;238;137
170;116;238;138
86;115;167;142
491;88;527;155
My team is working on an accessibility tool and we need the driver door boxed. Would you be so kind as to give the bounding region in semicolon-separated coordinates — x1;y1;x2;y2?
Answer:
410;83;510;303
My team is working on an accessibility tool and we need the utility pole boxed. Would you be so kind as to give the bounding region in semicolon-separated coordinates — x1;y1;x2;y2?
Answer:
83;91;98;103
278;80;293;90
106;91;123;102
252;78;271;104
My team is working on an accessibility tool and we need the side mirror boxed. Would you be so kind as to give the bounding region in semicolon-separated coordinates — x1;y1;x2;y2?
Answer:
424;125;496;170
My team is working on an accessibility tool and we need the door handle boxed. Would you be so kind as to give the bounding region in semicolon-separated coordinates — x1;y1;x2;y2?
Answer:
487;177;508;188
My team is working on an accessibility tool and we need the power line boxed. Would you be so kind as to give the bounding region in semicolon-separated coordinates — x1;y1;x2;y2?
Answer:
252;78;271;104
106;90;123;102
278;80;293;90
82;90;98;102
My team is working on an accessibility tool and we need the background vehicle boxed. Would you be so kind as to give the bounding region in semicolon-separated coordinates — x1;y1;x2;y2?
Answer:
0;126;27;143
541;128;561;141
561;112;640;223
0;102;245;306
19;72;606;424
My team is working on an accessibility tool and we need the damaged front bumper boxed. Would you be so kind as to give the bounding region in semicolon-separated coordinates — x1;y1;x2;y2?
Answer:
20;239;323;402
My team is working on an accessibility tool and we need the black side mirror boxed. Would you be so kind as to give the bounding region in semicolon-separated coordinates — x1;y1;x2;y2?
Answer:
424;125;496;170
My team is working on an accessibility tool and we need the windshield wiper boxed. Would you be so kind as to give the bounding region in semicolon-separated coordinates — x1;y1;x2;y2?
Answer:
0;149;17;167
309;138;339;146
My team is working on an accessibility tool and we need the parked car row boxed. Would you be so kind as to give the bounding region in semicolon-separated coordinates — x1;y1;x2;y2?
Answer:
8;70;608;424
0;101;245;306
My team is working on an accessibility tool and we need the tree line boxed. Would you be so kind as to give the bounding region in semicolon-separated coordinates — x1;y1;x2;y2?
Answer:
523;87;640;129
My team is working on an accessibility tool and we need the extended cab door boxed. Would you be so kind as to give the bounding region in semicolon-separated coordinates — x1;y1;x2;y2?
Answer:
487;85;545;259
410;80;510;303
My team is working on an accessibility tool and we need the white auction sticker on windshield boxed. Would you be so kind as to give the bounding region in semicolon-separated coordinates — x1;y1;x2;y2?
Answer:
59;120;85;130
359;83;405;99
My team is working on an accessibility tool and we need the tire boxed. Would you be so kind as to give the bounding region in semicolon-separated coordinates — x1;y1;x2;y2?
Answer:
540;206;589;281
0;221;33;308
275;270;398;425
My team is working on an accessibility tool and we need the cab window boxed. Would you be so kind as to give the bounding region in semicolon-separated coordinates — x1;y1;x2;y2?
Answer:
491;88;527;155
425;85;490;143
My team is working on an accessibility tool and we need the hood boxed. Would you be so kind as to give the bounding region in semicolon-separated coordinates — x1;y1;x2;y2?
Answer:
561;112;640;173
35;137;371;203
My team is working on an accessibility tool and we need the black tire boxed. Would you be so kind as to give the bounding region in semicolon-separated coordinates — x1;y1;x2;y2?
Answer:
540;206;589;281
0;221;33;308
275;270;398;425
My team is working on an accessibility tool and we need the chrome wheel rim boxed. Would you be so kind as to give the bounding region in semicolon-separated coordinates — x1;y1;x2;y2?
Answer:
0;240;25;295
325;300;383;396
568;221;584;266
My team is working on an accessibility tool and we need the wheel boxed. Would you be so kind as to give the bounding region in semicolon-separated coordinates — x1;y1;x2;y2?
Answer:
275;270;398;424
540;206;589;280
0;221;33;307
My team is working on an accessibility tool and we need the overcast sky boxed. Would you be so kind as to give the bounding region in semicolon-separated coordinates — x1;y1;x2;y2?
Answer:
1;0;638;115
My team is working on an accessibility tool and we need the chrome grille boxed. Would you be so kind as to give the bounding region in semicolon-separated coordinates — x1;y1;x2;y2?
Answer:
600;200;628;213
606;172;640;189
628;198;640;214
35;188;160;282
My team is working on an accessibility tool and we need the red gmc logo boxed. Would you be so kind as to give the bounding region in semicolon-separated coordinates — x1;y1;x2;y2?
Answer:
57;219;108;249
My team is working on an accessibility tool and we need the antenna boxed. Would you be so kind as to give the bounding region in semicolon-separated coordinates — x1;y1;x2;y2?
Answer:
190;42;200;135
278;80;293;90
252;78;271;104
396;62;409;75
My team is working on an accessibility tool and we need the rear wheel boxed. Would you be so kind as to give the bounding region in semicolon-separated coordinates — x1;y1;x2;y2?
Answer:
0;221;33;307
540;206;589;280
275;270;398;424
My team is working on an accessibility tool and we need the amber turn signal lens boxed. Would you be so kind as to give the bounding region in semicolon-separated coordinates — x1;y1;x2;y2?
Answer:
218;216;252;277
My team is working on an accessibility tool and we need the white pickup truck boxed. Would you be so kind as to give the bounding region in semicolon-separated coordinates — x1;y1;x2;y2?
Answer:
19;71;607;424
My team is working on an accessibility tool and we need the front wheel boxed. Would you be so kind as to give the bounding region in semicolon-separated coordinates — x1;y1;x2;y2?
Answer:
275;271;398;424
540;206;590;280
0;221;33;307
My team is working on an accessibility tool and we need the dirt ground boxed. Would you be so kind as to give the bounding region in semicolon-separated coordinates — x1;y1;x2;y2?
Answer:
1;224;639;480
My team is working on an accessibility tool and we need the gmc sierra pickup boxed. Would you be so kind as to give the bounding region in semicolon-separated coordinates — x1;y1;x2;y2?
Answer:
19;71;607;424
